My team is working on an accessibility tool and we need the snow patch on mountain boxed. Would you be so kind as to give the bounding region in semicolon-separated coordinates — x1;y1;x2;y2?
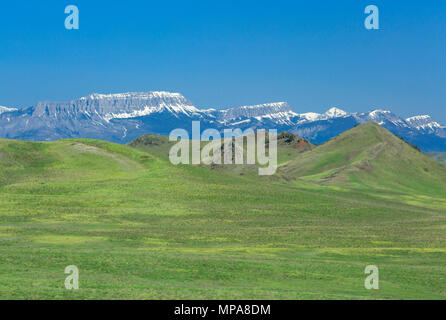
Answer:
355;109;408;127
369;109;392;118
325;107;347;118
298;112;322;122
104;102;199;121
406;115;442;131
216;102;295;124
0;106;18;114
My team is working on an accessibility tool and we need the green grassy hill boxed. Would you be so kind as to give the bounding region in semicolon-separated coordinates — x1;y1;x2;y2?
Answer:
129;131;313;163
280;123;446;199
0;128;445;299
129;131;313;176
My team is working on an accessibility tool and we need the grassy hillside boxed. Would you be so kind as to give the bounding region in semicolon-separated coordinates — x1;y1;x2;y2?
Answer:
0;130;445;299
130;131;313;176
129;131;313;163
280;123;446;200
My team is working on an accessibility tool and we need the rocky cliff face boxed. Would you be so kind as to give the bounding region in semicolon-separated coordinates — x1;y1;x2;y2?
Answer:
32;92;199;120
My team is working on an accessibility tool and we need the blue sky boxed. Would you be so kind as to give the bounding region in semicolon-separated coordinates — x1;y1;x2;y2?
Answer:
1;0;445;123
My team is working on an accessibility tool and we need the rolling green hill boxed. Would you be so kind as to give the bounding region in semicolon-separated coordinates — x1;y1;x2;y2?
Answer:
0;125;445;299
129;131;313;163
129;131;313;176
280;123;446;199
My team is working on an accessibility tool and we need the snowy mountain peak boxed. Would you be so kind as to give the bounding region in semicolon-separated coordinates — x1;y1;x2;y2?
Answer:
406;115;441;131
325;107;347;118
218;102;293;122
369;109;392;117
299;112;322;121
0;106;18;115
406;115;432;122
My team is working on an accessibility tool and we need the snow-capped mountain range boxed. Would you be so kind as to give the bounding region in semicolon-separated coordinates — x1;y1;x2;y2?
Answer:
0;91;445;151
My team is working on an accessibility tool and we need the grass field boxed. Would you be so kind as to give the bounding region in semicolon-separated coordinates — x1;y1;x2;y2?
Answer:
0;124;445;299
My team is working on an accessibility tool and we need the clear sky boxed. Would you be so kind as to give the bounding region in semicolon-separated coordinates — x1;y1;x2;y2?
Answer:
1;0;445;123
